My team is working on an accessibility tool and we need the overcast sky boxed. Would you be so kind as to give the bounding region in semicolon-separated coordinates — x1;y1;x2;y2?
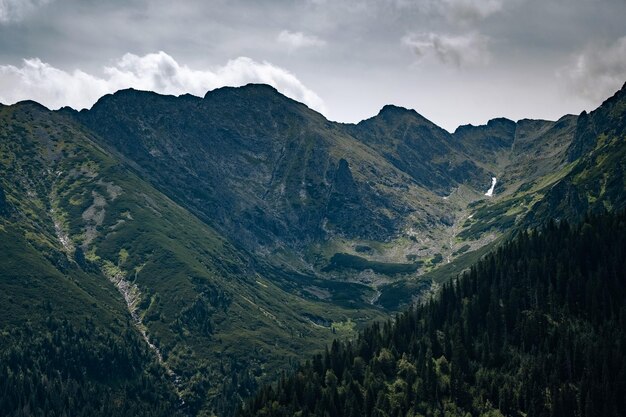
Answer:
0;0;625;131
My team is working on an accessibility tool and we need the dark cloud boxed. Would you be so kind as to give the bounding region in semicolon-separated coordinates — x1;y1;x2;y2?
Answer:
560;36;626;102
0;0;52;23
0;0;624;131
403;31;491;68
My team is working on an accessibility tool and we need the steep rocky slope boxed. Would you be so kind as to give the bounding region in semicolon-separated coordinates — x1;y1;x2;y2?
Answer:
72;83;613;308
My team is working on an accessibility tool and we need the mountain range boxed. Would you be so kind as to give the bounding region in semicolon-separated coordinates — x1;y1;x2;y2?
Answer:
0;82;624;416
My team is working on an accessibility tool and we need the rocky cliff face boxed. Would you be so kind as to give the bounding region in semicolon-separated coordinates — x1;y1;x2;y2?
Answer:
76;86;449;251
73;83;621;288
76;84;625;277
527;83;626;224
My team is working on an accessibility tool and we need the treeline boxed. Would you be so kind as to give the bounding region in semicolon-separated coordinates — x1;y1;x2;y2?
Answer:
0;318;183;417
239;211;626;417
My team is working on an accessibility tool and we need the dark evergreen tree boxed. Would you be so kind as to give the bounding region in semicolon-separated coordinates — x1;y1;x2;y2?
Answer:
239;211;626;417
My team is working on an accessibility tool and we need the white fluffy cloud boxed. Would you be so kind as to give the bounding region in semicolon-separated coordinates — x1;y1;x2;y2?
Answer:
560;36;626;103
0;51;327;113
402;32;491;68
277;30;326;50
0;0;50;22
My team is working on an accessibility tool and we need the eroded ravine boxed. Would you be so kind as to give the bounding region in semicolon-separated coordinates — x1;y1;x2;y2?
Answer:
48;174;186;408
102;264;186;406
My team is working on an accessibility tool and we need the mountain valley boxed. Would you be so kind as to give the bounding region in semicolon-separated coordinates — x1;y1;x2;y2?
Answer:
1;82;625;416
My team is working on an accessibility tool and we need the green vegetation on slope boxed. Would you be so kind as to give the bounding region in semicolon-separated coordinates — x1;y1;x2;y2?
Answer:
0;222;182;416
0;98;385;417
240;211;626;417
526;85;626;225
73;85;508;285
322;253;421;275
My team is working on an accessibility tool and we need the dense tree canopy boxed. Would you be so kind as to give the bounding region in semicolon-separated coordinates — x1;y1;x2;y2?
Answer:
240;212;626;417
0;318;183;417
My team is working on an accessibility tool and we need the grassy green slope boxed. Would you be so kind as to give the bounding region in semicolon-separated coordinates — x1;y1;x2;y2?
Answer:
0;104;182;417
0;100;385;416
375;85;624;310
526;83;626;224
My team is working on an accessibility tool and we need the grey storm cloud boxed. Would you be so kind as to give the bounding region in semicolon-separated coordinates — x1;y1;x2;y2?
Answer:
560;36;626;103
402;31;491;68
0;0;51;22
0;0;625;131
440;0;504;23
